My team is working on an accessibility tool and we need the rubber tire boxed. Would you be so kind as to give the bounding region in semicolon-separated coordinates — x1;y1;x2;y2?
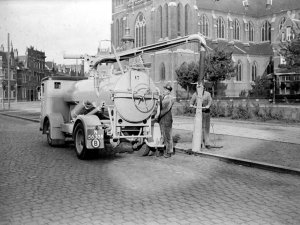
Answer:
45;120;53;146
74;123;88;160
137;143;150;156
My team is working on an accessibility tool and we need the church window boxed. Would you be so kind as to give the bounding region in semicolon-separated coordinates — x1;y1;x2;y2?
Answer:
199;14;209;37
135;13;146;47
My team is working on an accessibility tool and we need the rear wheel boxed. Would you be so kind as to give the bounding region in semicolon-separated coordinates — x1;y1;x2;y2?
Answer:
74;123;88;160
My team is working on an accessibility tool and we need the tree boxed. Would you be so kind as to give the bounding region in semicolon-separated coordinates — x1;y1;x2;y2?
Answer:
176;48;236;97
204;48;236;97
280;33;300;68
248;74;271;98
175;61;199;98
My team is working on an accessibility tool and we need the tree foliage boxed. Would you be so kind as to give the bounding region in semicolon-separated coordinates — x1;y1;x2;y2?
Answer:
175;61;199;92
248;74;271;97
280;33;300;68
204;48;236;83
175;48;236;96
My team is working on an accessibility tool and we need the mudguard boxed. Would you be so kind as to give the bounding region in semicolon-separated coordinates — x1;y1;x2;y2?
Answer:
47;113;65;145
73;115;105;149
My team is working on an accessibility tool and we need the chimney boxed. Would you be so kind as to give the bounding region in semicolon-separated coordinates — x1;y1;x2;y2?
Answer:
266;0;272;10
242;0;249;11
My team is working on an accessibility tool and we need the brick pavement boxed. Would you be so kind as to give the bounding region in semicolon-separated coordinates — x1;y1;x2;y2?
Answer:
1;102;300;173
1;116;300;225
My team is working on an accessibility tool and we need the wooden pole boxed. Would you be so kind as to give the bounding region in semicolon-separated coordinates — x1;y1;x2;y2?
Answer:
192;44;205;153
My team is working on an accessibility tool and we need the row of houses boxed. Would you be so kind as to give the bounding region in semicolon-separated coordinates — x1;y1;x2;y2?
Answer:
0;45;84;102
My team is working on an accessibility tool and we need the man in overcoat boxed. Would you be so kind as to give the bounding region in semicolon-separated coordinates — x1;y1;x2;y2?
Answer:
158;84;175;158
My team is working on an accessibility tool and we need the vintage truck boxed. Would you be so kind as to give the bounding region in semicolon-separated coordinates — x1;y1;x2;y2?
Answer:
40;34;206;159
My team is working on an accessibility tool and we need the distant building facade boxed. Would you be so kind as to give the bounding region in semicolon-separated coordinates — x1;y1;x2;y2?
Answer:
111;0;300;97
17;46;46;101
0;44;17;103
56;63;85;77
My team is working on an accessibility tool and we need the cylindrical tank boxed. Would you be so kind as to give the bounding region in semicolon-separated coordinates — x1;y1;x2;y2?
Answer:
64;69;158;123
113;69;158;123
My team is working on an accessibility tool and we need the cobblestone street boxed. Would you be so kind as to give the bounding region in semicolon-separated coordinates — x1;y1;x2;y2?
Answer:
0;115;300;225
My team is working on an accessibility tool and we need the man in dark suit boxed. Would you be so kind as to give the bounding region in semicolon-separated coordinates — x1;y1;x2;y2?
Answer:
158;84;175;158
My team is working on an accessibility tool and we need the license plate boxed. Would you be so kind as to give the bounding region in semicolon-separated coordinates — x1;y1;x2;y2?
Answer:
87;129;103;140
87;129;104;148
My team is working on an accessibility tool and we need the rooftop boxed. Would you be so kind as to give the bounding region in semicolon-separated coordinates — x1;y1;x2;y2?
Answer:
206;39;273;56
197;0;300;17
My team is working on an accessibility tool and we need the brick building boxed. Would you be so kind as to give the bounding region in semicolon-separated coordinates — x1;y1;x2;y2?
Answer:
111;0;300;97
0;44;17;103
17;47;46;101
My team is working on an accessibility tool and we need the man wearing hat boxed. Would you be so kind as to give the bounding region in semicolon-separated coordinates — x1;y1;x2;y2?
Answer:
157;83;175;158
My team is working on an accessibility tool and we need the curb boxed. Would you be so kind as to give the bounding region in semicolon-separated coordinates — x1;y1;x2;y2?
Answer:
175;147;300;176
0;113;40;123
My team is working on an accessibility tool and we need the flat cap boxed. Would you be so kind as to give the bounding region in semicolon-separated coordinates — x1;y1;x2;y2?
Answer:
163;84;172;92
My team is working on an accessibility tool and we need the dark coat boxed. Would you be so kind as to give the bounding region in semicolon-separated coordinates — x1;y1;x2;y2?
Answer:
159;94;174;126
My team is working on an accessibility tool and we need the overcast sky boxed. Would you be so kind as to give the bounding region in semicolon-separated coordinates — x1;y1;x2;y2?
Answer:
0;0;112;64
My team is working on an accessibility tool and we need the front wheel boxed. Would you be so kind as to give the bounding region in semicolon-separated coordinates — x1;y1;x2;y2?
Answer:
136;143;150;156
74;123;88;160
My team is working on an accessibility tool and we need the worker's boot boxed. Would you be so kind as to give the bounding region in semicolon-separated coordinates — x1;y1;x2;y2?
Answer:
163;149;171;158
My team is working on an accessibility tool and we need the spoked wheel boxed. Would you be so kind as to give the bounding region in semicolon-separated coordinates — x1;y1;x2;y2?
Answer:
74;123;88;160
45;120;53;146
132;83;155;114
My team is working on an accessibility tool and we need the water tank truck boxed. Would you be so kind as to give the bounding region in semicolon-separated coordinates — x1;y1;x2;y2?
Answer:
40;34;206;159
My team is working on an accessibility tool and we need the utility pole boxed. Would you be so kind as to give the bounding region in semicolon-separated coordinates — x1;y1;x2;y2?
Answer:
0;55;4;109
7;33;10;110
192;44;206;153
15;82;17;103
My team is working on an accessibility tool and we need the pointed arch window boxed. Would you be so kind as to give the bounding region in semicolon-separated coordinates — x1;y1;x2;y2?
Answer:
120;18;125;45
279;17;286;30
135;13;146;47
160;63;166;81
251;62;257;81
236;61;242;81
185;5;190;35
116;19;120;47
248;21;254;42
165;4;169;38
233;19;240;40
199;14;209;37
158;6;163;38
177;3;182;36
217;17;225;39
261;20;271;42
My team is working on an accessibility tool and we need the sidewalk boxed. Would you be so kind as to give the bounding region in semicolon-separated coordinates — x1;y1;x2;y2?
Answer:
1;101;300;175
174;116;300;145
173;130;300;174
